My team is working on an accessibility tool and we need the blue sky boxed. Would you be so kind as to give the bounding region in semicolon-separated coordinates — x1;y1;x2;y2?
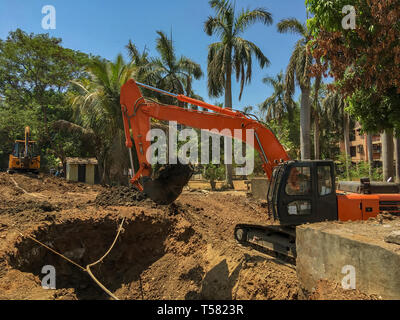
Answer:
0;0;308;111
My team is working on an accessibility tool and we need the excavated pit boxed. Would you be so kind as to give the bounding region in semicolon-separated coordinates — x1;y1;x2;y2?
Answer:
7;215;172;300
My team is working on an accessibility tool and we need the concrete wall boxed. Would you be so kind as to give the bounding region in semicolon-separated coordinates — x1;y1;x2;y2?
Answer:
85;164;95;185
249;178;269;200
296;224;400;299
66;163;78;182
67;163;96;184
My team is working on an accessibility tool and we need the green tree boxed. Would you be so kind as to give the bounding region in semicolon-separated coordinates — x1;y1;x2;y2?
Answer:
277;18;320;160
322;90;352;179
0;29;89;140
306;0;400;181
260;71;295;122
204;0;272;188
68;55;136;184
137;31;203;107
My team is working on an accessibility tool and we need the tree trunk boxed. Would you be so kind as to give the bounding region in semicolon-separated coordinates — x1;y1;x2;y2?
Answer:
381;129;394;182
300;87;311;160
314;111;320;160
210;179;216;191
366;133;373;178
394;132;400;183
343;113;351;180
224;56;234;189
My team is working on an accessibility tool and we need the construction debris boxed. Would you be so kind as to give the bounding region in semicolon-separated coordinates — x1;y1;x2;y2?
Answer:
384;231;400;245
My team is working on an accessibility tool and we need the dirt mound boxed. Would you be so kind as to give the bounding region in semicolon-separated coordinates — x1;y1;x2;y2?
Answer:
308;279;381;300
0;200;58;215
6;173;98;194
94;186;147;207
0;173;13;187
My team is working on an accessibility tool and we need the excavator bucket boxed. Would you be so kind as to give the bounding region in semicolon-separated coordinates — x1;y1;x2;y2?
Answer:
141;163;194;205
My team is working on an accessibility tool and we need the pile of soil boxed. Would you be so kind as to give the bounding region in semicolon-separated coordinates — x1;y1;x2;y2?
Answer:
0;200;58;215
0;172;380;300
94;186;147;207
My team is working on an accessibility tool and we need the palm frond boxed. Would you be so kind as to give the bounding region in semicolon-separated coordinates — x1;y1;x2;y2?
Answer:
235;8;273;34
277;18;306;36
155;30;176;70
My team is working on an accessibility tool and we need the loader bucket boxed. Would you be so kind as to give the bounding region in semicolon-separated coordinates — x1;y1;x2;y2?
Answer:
142;163;194;205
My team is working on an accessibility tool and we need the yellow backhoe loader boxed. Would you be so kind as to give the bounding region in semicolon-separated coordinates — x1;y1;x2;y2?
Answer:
7;126;40;174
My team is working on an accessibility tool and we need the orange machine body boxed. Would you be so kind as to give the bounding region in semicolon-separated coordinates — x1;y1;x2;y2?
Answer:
120;79;400;223
120;79;289;190
336;191;400;221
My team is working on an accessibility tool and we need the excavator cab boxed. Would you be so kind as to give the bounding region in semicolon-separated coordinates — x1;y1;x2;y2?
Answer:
268;160;338;226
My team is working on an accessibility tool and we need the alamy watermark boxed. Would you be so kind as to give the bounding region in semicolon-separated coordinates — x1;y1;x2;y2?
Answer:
146;121;255;175
341;265;356;290
41;5;56;30
41;265;56;289
342;5;356;30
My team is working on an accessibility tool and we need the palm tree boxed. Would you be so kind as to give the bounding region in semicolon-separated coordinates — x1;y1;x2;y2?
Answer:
260;71;295;122
277;18;319;160
322;90;351;179
381;129;394;182
126;40;150;68
140;31;202;107
310;80;324;159
69;54;137;184
204;0;272;187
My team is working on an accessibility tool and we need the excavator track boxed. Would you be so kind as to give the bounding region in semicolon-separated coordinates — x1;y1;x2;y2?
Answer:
234;224;296;265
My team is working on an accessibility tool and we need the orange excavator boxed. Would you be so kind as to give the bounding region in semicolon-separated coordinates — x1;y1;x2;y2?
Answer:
120;79;400;260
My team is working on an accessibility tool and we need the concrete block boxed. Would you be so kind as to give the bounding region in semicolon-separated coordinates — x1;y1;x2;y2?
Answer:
249;178;269;200
385;231;400;245
296;222;400;299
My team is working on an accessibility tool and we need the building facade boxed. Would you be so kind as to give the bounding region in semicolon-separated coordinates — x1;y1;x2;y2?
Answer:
339;123;382;166
66;157;99;185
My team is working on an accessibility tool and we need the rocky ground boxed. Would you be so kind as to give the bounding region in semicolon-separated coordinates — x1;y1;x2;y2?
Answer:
0;172;377;300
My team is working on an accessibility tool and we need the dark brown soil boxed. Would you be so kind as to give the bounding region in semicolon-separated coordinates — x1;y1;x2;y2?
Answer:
94;186;147;207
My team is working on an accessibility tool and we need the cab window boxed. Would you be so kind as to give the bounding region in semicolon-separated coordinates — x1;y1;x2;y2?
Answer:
317;165;333;196
285;167;311;195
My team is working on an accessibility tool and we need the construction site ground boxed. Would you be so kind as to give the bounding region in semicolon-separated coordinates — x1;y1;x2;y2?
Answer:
0;173;382;300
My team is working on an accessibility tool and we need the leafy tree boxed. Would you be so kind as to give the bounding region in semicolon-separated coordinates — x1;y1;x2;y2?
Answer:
204;0;272;187
307;0;400;181
136;31;203;107
277;18;321;160
0;29;89;140
322;89;352;179
260;71;295;122
203;164;225;190
307;0;400;99
68;55;136;184
264;104;301;160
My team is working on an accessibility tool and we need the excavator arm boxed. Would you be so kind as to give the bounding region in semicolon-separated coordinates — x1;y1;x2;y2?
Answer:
120;79;289;204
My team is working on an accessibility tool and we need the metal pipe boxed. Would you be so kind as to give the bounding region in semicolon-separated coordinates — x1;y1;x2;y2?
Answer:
255;131;269;164
128;148;135;178
135;81;178;98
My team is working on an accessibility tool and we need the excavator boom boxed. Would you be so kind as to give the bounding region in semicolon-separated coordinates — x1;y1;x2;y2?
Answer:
120;79;289;204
